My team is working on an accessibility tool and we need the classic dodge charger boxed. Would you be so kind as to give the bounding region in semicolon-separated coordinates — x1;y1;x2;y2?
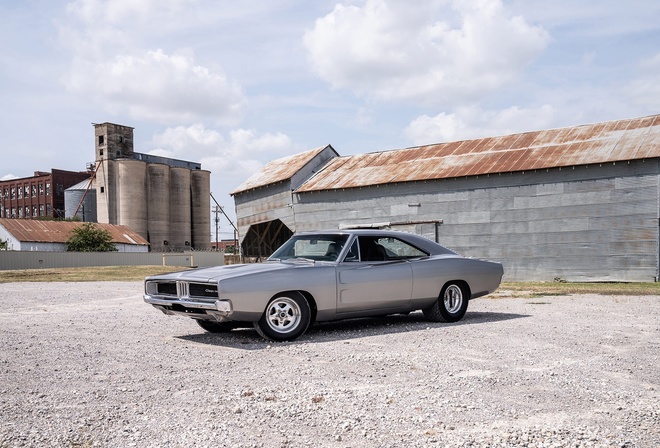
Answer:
144;229;503;341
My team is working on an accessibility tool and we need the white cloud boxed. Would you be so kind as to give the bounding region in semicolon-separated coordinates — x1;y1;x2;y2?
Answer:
304;0;550;105
405;105;556;143
147;124;295;192
1;174;19;181
60;0;246;125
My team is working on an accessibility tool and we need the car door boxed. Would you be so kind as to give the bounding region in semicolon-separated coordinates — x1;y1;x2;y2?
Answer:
335;236;413;314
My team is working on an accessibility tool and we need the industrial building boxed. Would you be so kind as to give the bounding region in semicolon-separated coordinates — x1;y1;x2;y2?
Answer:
0;123;211;253
0;169;90;220
92;123;211;251
232;114;660;282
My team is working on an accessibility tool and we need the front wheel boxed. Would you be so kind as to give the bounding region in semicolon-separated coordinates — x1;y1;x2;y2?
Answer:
423;282;469;323
254;292;312;341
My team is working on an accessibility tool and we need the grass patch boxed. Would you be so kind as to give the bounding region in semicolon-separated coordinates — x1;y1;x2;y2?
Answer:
0;265;192;283
498;281;660;297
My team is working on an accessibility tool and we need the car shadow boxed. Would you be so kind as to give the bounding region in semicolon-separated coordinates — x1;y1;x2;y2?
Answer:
174;310;529;350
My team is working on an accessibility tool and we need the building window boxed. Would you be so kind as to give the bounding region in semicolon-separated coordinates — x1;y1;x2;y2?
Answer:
39;205;44;216
39;184;44;196
100;186;105;193
32;206;37;217
18;207;22;218
46;183;51;196
46;204;51;216
100;148;104;156
17;187;22;199
25;186;30;197
11;187;16;199
99;135;105;145
32;185;37;197
2;188;7;199
11;208;16;218
56;184;64;196
25;206;30;218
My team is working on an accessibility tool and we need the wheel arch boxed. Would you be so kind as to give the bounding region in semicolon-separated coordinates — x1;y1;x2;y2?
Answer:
269;289;318;323
441;279;471;298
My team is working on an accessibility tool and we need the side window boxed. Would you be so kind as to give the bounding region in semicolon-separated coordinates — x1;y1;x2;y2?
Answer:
378;237;427;258
358;236;428;261
358;236;388;262
342;239;360;262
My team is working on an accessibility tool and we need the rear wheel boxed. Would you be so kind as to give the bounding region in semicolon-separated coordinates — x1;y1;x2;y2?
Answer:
423;282;469;323
254;292;311;341
196;319;236;333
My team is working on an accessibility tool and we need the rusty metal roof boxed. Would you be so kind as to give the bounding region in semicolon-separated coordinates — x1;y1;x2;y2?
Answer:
0;219;149;246
231;145;331;195
297;115;660;192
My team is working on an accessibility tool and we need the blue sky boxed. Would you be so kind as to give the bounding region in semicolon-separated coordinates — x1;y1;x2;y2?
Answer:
1;0;659;237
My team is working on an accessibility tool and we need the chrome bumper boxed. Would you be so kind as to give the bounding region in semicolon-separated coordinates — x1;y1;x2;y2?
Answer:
143;295;232;320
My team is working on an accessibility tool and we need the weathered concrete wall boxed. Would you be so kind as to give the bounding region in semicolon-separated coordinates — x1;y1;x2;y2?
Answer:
292;160;660;282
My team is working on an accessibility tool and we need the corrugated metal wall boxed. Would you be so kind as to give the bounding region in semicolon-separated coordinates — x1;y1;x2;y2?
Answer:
292;160;660;282
0;251;224;271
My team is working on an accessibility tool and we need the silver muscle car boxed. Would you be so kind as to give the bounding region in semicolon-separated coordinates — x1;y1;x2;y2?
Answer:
144;229;503;341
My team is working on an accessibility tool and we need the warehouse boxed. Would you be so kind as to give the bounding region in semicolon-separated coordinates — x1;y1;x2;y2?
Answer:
0;218;148;252
232;115;660;282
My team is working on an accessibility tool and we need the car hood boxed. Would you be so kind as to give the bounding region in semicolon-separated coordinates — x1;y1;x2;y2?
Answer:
147;261;296;283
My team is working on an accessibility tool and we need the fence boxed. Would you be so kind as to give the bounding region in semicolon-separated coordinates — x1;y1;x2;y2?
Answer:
0;251;224;271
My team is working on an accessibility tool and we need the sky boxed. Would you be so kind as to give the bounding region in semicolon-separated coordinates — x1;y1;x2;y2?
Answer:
1;0;659;238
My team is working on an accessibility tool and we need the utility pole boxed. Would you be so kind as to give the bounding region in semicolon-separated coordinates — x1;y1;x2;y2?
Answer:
212;205;221;251
210;193;240;258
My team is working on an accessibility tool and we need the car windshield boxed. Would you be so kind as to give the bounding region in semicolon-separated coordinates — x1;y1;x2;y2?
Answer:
269;234;350;262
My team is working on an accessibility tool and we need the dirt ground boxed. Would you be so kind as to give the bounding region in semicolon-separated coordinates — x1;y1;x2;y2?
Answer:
0;282;658;447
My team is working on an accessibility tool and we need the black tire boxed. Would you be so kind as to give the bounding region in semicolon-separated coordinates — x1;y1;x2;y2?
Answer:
254;291;312;341
423;282;469;323
196;319;236;333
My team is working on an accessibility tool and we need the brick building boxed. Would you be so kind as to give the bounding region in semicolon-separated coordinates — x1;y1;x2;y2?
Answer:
0;169;91;220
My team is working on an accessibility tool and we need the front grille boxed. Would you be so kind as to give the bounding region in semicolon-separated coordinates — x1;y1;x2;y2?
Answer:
157;282;177;296
189;283;218;298
148;281;218;300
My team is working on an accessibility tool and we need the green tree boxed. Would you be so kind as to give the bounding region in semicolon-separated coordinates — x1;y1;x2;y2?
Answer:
66;223;117;252
0;238;7;250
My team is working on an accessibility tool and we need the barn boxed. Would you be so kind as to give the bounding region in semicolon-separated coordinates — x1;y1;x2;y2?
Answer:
231;115;660;282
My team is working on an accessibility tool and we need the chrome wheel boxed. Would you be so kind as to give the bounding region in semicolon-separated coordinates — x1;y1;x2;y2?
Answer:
443;284;464;314
422;281;469;323
265;296;302;334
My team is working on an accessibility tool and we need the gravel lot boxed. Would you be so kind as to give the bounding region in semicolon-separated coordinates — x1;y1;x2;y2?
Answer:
0;282;658;447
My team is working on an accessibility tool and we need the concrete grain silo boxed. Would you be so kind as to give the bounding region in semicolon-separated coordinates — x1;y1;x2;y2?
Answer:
93;122;211;252
147;164;171;250
169;167;192;249
95;159;119;225
191;170;211;249
118;160;148;238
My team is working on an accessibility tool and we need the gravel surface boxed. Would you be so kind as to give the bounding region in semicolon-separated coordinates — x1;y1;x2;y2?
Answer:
0;282;658;447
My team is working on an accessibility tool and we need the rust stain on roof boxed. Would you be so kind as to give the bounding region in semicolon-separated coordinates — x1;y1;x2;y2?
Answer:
0;219;149;246
231;145;331;195
297;115;660;193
